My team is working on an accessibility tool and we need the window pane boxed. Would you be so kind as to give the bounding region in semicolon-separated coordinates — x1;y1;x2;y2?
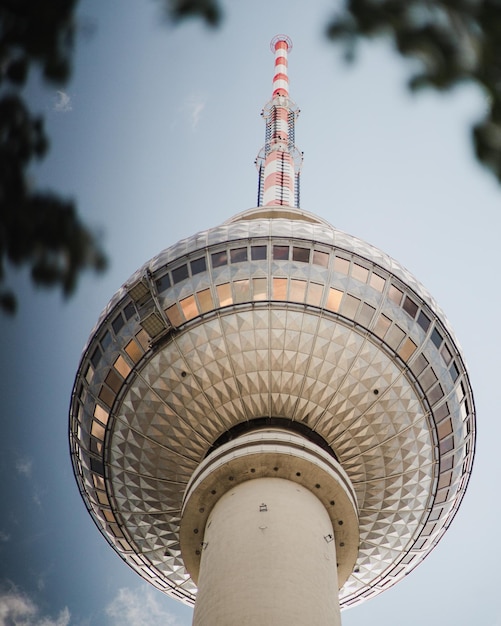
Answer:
230;247;247;264
197;288;214;313
273;245;289;260
180;295;199;321
352;263;369;283
312;250;329;267
333;257;349;275
165;304;184;327
172;264;189;284
94;404;109;425
190;257;207;275
105;369;122;393
403;296;419;319
340;294;360;318
125;338;143;363
431;327;443;348
306;282;323;306
356;302;375;326
216;283;233;306
326;288;343;312
156;273;171;293
251;245;267;260
370;273;385;292
398;337;417;361
114;355;131;378
112;313;125;334
292;246;310;263
234;279;251;303
385;324;405;350
388;285;403;305
290;279;307;302
417;310;431;332
373;314;391;338
273;277;288;300
211;251;228;268
252;277;267;300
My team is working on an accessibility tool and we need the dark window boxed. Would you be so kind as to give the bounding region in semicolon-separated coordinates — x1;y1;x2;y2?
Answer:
251;245;267;260
191;257;207;275
156;273;171;293
434;402;449;422
417;310;431;332
402;296;419;319
273;245;289;260
101;330;112;349
172;264;189;284
123;302;135;320
112;313;125;334
292;246;310;263
449;362;459;382
431;327;443;349
90;457;105;476
211;251;228;268
230;247;247;264
90;346;102;368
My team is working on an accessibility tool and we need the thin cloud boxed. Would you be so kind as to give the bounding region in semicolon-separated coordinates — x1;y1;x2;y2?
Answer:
0;531;10;543
184;95;206;131
106;587;180;626
0;588;70;626
54;91;72;112
15;457;32;477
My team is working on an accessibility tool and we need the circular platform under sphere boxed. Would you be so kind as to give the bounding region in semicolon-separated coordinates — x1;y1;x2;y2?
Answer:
69;206;475;609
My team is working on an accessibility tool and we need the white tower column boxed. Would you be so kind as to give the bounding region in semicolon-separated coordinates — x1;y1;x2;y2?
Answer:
193;476;340;626
180;429;359;626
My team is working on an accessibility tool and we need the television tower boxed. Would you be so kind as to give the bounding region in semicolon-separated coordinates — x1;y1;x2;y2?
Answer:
69;36;475;625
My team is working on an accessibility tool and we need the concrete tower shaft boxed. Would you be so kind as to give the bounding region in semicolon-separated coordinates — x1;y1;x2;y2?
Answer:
257;36;302;208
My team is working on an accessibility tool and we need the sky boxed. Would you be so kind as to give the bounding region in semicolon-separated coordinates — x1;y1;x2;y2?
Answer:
1;0;500;624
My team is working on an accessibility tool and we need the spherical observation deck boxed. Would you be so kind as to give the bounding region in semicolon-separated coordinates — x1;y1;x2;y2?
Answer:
69;206;475;609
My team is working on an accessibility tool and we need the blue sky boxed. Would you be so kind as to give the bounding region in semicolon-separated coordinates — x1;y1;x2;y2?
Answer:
1;0;499;624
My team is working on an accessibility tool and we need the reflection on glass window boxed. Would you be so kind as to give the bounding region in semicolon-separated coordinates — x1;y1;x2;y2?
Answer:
234;279;251;303
312;250;329;268
292;247;310;263
340;294;360;318
385;324;405;350
191;257;207;275
431;327;443;349
251;245;267;261
403;296;419;319
373;314;391;339
91;420;105;440
273;277;288;300
112;313;125;334
94;404;109;425
197;288;214;313
290;279;307;303
125;338;143;363
306;282;323;306
352;264;369;283
211;251;228;268
105;369;122;393
230;247;248;264
252;278;267;300
388;285;403;305
217;283;233;306
326;287;343;312
333;257;349;275
165;304;184;327
172;264;189;284
398;337;417;362
180;295;198;321
114;355;131;378
417;310;431;332
440;344;453;365
273;245;289;261
357;302;376;326
370;273;385;292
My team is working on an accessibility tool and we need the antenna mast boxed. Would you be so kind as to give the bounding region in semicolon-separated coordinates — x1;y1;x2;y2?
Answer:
257;35;303;208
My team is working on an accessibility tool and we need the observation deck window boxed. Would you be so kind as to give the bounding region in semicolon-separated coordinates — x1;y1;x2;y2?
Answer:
251;245;267;261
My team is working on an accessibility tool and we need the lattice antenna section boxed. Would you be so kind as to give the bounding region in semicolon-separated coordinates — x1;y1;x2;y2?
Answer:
256;35;303;208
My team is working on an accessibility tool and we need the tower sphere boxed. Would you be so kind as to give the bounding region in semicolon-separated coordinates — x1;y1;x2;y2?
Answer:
69;36;475;615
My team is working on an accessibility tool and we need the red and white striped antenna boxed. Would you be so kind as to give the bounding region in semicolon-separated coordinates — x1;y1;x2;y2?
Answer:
256;35;303;208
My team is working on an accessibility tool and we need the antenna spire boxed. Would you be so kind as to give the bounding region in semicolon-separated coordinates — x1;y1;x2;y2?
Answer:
256;35;303;208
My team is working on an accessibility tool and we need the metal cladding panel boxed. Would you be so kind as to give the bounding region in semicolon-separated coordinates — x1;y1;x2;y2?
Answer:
69;211;475;608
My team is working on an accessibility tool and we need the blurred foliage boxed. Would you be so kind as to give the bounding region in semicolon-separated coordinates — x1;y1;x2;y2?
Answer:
326;0;501;183
0;0;106;315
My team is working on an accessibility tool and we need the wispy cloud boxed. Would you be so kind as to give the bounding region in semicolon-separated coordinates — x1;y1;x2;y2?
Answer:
0;588;70;626
0;531;10;543
106;587;181;626
184;95;206;131
54;90;72;113
15;457;32;478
